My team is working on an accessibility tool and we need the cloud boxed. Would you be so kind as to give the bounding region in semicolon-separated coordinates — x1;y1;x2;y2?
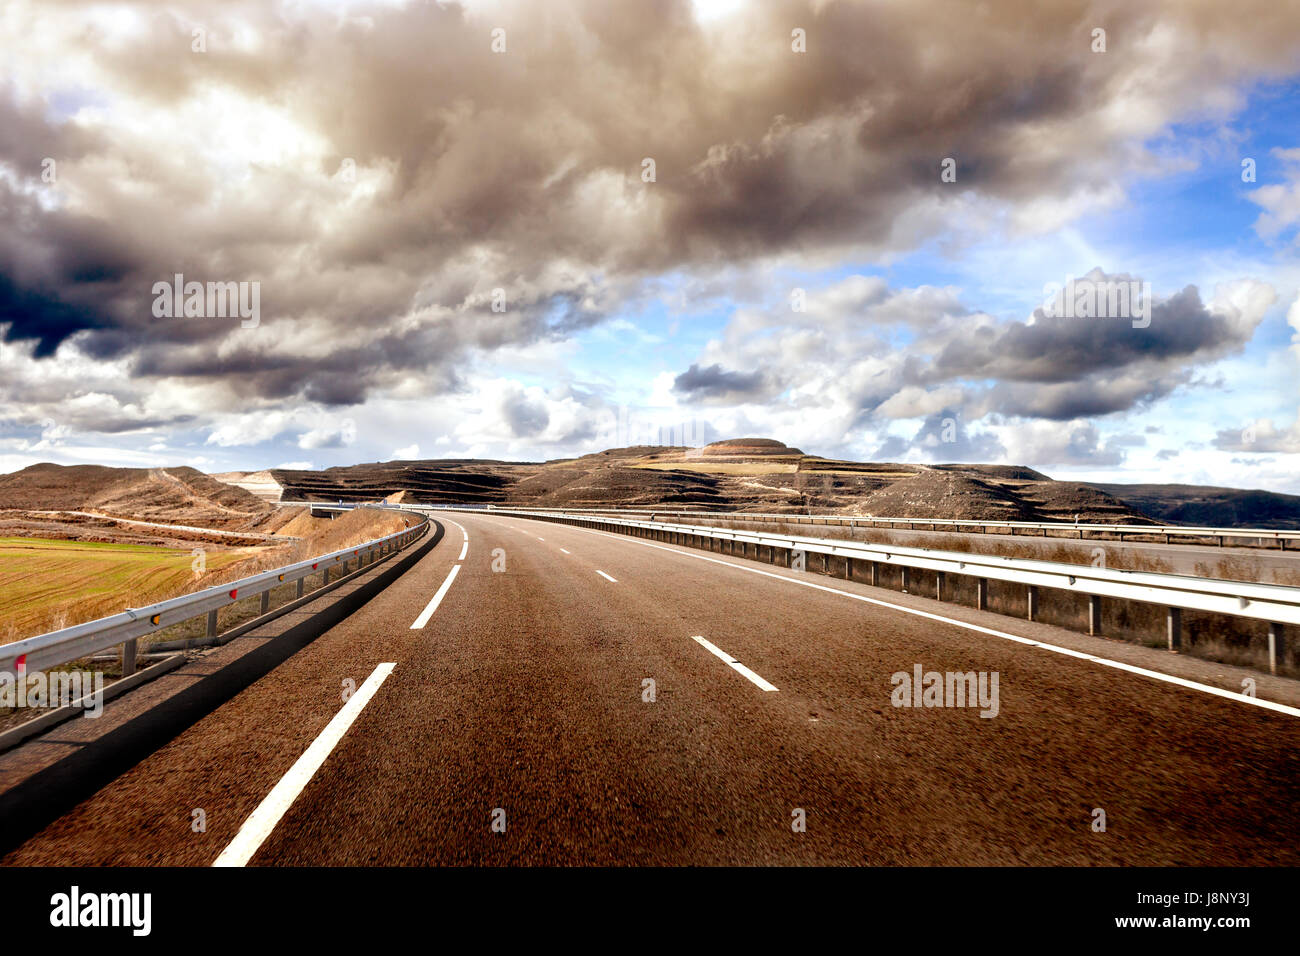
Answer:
664;269;1273;461
2;0;1298;423
298;420;357;450
392;444;419;460
673;363;768;402
929;273;1273;419
1214;415;1300;453
1289;291;1300;359
501;389;550;438
1249;147;1300;243
998;420;1127;468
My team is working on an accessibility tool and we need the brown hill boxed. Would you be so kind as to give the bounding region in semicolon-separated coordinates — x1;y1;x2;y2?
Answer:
0;463;274;529
849;471;1150;523
852;473;1032;520
41;434;1300;530
698;437;806;457
235;439;1148;523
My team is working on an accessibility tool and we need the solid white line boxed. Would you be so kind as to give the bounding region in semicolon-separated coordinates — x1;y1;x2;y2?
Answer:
692;635;779;692
536;520;1300;719
595;570;617;583
457;540;468;561
410;565;461;629
213;662;396;867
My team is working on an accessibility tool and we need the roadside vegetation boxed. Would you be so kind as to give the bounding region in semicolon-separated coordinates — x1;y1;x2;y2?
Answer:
0;508;412;646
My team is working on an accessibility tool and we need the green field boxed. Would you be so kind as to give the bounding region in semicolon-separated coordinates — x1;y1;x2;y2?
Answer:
0;537;251;642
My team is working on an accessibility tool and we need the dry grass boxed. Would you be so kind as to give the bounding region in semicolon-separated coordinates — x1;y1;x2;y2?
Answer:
0;507;413;646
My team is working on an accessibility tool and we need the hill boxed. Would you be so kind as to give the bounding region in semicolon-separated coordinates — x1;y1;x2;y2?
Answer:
15;441;1298;530
1087;483;1300;530
0;464;275;530
209;440;1154;524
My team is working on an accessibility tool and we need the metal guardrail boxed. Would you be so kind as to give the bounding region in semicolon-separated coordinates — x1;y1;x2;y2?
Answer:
440;507;1294;674
484;506;1300;549
0;508;429;679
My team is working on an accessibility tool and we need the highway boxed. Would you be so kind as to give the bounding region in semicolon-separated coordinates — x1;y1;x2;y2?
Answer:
3;512;1298;866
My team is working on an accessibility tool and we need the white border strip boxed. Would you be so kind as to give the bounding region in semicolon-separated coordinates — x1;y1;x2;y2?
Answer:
411;565;461;629
213;662;396;867
692;635;779;692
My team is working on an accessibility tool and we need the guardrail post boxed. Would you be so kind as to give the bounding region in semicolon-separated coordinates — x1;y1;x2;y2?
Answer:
1268;623;1285;675
900;566;910;592
296;578;305;599
844;557;853;581
323;566;330;584
121;638;137;676
261;590;271;614
871;561;879;586
1026;585;1038;622
1166;607;1181;650
207;609;218;638
977;578;988;610
935;571;945;601
1088;595;1102;636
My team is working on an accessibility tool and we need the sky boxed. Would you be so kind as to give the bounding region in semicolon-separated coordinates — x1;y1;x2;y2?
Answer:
1;0;1298;491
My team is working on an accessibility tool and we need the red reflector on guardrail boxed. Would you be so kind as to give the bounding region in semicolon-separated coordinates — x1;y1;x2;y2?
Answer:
229;589;238;599
15;654;26;674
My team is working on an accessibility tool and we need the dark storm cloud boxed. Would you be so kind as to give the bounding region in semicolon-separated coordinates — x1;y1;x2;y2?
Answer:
673;363;768;401
932;284;1246;385
2;0;1298;418
907;272;1272;421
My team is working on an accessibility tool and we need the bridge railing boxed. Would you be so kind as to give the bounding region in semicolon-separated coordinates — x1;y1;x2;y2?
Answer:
435;507;1295;674
0;508;428;681
477;506;1299;549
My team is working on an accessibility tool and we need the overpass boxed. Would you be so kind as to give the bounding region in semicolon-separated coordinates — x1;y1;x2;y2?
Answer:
1;506;1297;866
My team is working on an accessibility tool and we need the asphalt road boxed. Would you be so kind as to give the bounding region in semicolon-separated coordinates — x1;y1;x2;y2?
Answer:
4;512;1299;866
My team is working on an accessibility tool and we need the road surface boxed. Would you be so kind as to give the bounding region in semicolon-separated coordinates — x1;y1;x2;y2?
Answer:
3;511;1298;865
